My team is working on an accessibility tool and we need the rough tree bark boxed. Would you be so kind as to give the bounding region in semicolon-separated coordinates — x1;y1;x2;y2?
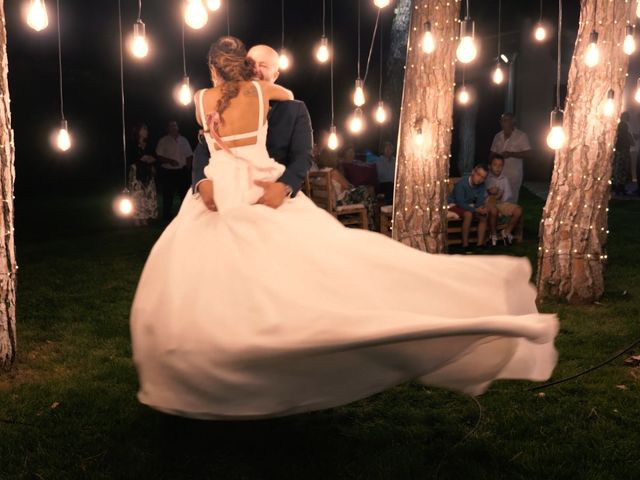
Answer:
392;0;460;253
537;0;631;303
0;0;16;370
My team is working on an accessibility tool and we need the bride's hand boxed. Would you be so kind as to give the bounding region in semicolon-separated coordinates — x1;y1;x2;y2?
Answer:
198;180;217;211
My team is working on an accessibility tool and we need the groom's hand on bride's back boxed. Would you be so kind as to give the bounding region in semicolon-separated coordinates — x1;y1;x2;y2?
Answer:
198;180;217;211
255;181;291;209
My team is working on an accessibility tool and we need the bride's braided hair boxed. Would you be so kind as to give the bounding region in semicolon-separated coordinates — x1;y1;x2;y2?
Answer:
208;36;257;125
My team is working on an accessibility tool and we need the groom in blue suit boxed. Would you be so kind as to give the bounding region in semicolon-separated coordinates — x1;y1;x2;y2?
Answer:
192;44;313;210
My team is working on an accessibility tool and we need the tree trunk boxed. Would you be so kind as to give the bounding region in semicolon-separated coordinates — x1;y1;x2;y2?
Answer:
0;0;17;370
392;0;460;253
536;0;631;303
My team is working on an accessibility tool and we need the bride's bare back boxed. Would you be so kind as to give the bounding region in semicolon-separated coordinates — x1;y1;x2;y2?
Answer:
195;80;293;150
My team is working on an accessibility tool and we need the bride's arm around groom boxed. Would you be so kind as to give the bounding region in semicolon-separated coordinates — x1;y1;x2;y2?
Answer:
192;44;313;211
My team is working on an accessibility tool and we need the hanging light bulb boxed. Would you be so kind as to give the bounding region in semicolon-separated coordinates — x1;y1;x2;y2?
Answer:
457;86;470;105
584;31;600;67
26;0;48;31
353;79;365;107
55;119;71;152
373;0;390;7
546;109;566;150
349;108;364;134
184;0;208;30
634;78;640;103
207;0;221;11
178;76;193;106
374;101;387;124
315;37;330;63
534;23;547;42
114;190;135;217
131;20;149;59
414;128;424;146
278;50;291;70
624;25;636;55
603;89;615;117
492;63;504;85
422;21;435;53
328;125;339;150
456;18;477;63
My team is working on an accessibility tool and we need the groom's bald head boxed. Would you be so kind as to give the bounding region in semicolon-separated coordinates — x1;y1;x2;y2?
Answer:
248;45;280;84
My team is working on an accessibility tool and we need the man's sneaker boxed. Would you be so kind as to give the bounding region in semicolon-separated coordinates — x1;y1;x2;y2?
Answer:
491;234;498;247
463;245;474;254
501;230;513;246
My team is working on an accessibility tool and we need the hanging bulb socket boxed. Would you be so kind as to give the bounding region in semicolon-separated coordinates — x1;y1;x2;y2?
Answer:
460;18;474;39
133;19;145;40
589;30;599;45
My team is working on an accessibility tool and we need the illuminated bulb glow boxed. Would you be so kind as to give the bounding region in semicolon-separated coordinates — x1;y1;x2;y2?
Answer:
207;0;221;11
422;21;435;53
56;121;71;152
27;0;48;31
373;0;390;7
374;101;387;124
546;110;566;150
534;24;547;42
328;126;339;150
115;191;135;217
456;19;477;63
492;64;504;85
316;37;330;63
458;87;470;105
585;31;600;68
178;77;193;106
353;79;365;107
131;21;149;59
185;0;208;29
278;51;291;70
634;78;640;103
349;108;364;134
603;89;615;117
624;26;636;55
637;0;640;18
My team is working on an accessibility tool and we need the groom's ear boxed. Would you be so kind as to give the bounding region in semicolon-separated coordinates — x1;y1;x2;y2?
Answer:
273;71;280;83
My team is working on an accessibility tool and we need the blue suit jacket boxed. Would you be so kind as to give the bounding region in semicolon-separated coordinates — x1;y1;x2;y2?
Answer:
192;100;313;197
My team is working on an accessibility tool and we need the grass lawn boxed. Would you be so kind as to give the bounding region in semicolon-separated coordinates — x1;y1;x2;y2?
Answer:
0;188;639;479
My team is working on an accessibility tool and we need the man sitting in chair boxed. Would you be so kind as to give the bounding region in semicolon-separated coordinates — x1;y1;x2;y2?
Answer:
486;154;523;246
448;164;496;253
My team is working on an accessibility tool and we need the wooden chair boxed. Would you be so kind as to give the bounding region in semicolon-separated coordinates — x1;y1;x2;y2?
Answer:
307;170;368;230
380;205;393;236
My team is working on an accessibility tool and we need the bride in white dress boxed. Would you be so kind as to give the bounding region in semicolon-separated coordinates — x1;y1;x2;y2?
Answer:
130;37;558;420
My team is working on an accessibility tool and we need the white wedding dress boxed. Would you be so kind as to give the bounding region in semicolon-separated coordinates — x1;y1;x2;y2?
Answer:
130;82;558;420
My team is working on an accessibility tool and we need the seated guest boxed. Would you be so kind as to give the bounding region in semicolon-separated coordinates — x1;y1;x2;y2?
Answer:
486;154;523;246
339;145;358;172
448;164;497;253
332;168;376;230
376;141;396;204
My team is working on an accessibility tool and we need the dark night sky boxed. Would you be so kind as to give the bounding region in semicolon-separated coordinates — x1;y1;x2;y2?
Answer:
5;0;580;193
